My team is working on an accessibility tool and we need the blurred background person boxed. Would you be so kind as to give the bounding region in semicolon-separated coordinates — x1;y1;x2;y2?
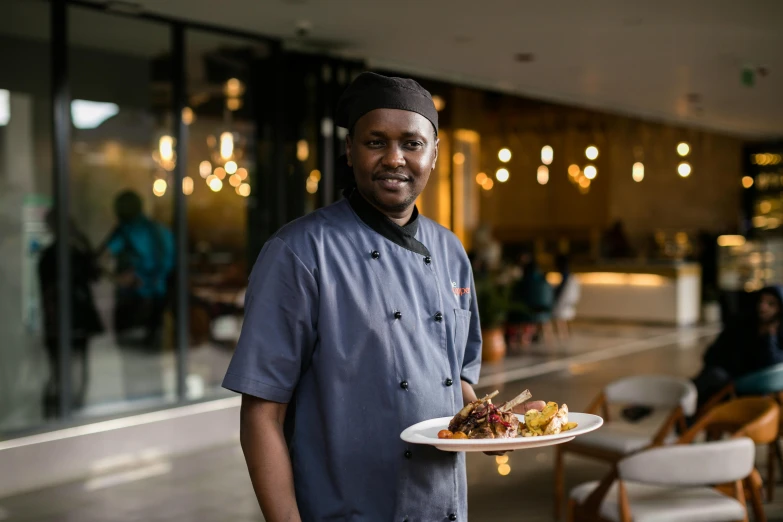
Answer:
37;210;103;417
101;190;174;350
551;254;581;341
692;286;783;414
507;250;554;349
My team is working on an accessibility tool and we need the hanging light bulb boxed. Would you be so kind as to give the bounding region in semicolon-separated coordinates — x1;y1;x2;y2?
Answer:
632;162;644;182
153;178;167;197
225;161;238;174
159;135;174;162
537;165;549;185
585;146;598;160
199;160;212;178
220;132;234;160
495;168;510;182
182;176;194;195
498;148;512;163
541;146;553;165
677;142;690;156
584;165;597;179
678;162;692;177
209;177;223;192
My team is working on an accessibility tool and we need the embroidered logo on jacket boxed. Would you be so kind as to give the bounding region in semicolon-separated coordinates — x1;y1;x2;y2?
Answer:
451;281;470;297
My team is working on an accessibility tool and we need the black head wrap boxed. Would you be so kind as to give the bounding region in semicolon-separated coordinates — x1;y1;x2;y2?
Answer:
335;72;438;135
335;72;438;191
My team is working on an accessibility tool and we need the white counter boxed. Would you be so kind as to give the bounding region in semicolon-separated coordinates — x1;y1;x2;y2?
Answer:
552;263;702;326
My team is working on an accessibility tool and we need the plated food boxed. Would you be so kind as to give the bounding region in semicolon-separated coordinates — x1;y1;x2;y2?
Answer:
437;389;577;440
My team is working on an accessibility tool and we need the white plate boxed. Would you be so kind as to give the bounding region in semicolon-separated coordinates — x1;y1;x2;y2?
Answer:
400;412;604;452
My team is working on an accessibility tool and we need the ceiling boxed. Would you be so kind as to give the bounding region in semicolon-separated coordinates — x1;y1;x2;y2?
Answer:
7;0;783;138
121;0;782;139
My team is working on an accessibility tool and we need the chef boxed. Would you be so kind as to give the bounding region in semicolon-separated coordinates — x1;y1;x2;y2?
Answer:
223;72;542;521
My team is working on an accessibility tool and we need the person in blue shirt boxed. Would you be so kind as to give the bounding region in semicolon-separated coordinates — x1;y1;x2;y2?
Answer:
103;190;174;349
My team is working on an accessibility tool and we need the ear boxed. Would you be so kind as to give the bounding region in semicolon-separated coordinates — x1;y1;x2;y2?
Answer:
432;137;440;170
345;135;353;167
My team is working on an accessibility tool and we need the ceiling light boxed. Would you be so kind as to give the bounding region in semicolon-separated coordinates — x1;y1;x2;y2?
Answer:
495;168;509;182
584;165;597;179
742;176;754;189
632;162;644;182
585;146;598;160
199;161;212;178
568;164;580;177
71;99;120;129
498;148;512;163
482;179;494;191
541;145;553;165
537;166;549;185
152;178;167;197
476;172;488;185
432;95;446;112
182;176;194;195
209;177;223;192
678;162;691;177
677;142;690;156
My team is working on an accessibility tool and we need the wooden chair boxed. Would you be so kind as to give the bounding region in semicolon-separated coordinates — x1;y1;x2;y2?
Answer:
697;363;783;501
554;375;697;519
678;396;780;522
568;438;755;522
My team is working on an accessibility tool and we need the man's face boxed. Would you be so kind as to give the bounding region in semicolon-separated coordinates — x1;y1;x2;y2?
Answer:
346;109;438;215
759;292;781;323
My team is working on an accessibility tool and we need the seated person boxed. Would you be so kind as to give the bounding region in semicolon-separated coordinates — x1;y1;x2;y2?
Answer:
693;285;783;413
507;251;554;347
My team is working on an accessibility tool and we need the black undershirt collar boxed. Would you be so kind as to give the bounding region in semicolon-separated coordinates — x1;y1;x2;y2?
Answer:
346;188;431;257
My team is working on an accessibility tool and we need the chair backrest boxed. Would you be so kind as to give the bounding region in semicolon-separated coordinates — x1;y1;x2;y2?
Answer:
605;375;697;416
681;396;780;445
735;363;783;396
618;438;755;486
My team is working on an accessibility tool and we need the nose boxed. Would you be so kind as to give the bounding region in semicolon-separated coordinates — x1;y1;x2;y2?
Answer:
381;144;405;169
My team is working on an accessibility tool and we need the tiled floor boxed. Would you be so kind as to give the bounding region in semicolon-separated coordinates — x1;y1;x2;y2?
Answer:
8;323;783;521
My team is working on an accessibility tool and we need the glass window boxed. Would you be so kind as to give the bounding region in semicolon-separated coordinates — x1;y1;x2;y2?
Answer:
185;31;268;398
0;0;53;435
67;7;176;414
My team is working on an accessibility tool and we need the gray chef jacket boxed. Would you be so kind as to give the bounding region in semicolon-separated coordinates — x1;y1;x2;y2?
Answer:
223;189;482;521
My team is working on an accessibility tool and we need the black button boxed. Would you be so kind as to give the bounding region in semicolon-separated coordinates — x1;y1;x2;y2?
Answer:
371;250;380;259
404;450;412;459
434;312;443;322
424;256;431;264
400;380;409;390
394;311;402;320
445;378;454;387
449;514;457;521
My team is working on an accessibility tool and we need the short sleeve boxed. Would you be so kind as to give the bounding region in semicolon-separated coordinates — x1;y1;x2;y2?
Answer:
106;233;124;256
460;267;483;385
222;237;318;403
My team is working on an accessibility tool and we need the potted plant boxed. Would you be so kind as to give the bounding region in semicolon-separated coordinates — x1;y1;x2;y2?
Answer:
475;272;511;363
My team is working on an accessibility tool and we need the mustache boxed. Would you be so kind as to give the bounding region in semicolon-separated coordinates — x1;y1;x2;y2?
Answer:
373;170;411;181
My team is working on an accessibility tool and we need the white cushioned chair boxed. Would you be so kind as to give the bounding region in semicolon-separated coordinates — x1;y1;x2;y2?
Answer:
568;437;755;522
554;375;698;518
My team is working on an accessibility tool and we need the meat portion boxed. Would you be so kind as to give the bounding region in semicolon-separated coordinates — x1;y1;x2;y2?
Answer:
448;389;530;439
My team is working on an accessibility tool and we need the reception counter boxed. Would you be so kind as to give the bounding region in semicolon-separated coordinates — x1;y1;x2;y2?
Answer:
550;262;702;326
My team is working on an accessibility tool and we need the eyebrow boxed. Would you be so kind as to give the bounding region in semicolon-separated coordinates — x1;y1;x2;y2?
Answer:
366;130;427;140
